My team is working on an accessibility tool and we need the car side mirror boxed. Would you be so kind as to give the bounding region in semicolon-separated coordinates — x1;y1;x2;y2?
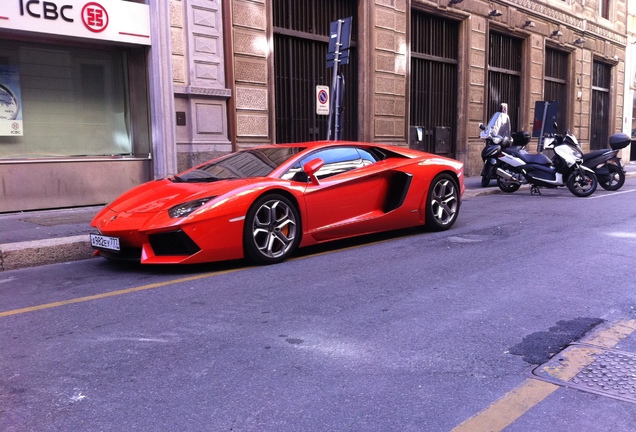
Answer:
303;158;324;184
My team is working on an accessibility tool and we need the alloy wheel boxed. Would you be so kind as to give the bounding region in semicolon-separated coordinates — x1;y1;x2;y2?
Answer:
250;198;298;260
427;175;459;230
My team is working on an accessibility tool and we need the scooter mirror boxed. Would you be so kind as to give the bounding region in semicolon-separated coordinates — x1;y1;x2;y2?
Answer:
479;123;486;131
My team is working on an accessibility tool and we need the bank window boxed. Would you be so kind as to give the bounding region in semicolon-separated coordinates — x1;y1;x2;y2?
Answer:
0;41;132;159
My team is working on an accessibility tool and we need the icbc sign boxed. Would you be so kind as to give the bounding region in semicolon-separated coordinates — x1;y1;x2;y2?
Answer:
6;0;151;46
19;0;73;22
18;1;109;33
81;2;108;33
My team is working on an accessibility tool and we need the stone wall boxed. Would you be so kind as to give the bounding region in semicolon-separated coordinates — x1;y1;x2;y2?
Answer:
451;0;628;173
170;0;232;172
372;0;408;144
229;0;270;150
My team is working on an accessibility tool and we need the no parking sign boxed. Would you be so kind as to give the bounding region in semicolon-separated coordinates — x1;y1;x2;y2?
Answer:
316;85;329;115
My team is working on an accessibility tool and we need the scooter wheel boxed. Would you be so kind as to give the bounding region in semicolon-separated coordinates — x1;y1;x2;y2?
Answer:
567;170;597;197
481;174;491;187
497;177;520;193
598;164;625;191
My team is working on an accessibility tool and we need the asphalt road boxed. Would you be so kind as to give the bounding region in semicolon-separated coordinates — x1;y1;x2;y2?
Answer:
2;179;636;431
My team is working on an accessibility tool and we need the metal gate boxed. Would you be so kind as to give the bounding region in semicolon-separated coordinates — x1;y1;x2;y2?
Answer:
410;11;458;157
273;0;358;143
488;32;522;132
591;60;611;150
544;48;569;129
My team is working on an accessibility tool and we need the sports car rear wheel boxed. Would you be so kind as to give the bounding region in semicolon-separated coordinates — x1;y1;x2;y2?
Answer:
425;174;460;231
243;194;300;264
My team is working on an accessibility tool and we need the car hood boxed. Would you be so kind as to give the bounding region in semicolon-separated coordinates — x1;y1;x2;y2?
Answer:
108;178;251;213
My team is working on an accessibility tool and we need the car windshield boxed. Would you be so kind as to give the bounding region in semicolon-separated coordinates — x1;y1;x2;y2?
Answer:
281;146;381;181
172;147;306;182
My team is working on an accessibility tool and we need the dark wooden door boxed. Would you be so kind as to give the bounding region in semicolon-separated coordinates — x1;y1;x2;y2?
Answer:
488;32;522;132
544;48;569;129
591;60;611;150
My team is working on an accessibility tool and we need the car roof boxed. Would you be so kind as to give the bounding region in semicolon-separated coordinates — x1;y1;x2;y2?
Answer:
259;140;411;152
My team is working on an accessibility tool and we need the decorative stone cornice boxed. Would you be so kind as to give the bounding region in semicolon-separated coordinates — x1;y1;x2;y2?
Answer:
585;21;627;45
173;85;232;99
508;0;583;28
506;0;626;45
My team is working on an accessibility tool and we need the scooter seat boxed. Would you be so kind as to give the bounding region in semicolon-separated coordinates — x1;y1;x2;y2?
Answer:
582;149;613;162
505;147;552;165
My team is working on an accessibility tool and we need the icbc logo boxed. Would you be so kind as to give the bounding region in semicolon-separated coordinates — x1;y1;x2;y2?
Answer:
82;2;108;33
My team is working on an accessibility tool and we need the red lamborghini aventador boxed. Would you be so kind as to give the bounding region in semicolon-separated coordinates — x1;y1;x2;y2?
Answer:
90;141;464;265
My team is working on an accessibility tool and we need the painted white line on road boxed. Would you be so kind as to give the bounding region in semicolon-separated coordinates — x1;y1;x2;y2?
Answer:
587;189;636;199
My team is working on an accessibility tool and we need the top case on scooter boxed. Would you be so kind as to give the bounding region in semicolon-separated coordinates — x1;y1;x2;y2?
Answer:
609;133;630;150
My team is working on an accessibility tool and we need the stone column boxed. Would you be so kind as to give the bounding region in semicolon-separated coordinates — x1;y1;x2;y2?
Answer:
371;0;407;145
229;0;270;150
172;0;232;171
148;0;178;178
466;14;488;175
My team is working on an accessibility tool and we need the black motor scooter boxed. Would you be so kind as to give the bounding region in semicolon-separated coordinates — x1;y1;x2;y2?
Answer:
580;133;629;191
479;112;530;187
495;127;598;197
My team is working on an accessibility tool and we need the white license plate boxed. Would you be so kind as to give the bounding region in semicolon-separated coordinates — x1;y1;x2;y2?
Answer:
90;234;120;251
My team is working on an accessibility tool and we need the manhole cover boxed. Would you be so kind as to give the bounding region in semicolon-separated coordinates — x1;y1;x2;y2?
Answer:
533;343;636;403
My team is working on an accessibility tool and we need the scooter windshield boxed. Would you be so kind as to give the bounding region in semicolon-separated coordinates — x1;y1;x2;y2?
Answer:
480;112;512;139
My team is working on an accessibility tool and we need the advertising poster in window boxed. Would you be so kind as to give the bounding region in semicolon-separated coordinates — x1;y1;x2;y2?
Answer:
0;65;23;136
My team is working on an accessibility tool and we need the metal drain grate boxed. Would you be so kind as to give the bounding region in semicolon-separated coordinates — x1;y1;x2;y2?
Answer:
533;343;636;403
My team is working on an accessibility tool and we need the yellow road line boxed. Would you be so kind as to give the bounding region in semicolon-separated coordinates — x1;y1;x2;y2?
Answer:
452;319;636;432
0;229;417;318
452;379;559;432
0;269;242;318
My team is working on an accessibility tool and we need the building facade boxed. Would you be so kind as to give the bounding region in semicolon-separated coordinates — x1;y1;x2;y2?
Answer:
218;0;629;177
626;0;636;156
0;0;630;213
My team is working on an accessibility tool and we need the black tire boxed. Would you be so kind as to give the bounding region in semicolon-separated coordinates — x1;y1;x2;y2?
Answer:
566;169;597;197
480;161;496;187
598;164;625;191
497;177;521;193
425;174;460;231
243;194;301;264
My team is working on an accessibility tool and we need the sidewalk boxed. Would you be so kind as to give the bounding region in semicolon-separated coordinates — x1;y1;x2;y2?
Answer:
1;163;635;271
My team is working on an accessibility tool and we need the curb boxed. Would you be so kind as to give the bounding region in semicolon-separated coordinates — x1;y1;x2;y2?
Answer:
0;235;94;271
463;185;527;199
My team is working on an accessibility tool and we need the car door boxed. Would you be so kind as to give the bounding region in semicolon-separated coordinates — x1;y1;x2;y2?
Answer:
295;147;390;241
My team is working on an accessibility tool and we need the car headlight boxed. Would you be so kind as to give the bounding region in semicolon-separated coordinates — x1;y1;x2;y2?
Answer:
168;197;216;218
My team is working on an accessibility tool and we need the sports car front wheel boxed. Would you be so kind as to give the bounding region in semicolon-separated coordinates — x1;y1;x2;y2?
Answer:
425;174;460;231
243;194;301;264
